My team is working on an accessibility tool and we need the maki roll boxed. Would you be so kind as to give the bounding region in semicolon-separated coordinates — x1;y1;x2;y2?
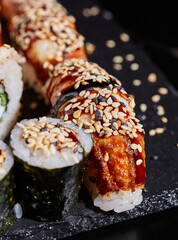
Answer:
0;44;25;140
10;117;93;221
0;140;15;233
6;0;86;96
0;0;58;20
51;59;146;213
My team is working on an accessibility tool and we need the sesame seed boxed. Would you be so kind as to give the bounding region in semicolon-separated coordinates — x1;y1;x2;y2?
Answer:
158;87;168;95
90;6;100;16
112;56;123;63
132;79;141;86
79;90;86;97
107;97;113;105
65;104;72;111
155;127;165;134
85;42;96;55
104;152;109;162
151;94;161;103
100;102;108;106
131;143;138;150
88;93;97;99
161;117;168;123
130;63;139;71
72;102;81;108
111;102;119;108
119;130;126;135
139;103;147;112
105;112;112;120
149;129;156;136
84;91;90;98
120;33;130;42
136;159;143;165
82;8;91;17
84;129;94;133
113;88;118;94
74;81;80;89
148;73;157;83
106;40;116;48
157;105;165;116
125;54;135;61
64;114;68;121
130;98;135;108
113;63;123;71
137;144;142;152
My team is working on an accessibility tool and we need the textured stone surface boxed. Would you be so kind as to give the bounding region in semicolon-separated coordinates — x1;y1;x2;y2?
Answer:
1;0;178;239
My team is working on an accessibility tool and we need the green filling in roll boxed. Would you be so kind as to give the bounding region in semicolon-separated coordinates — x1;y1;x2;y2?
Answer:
0;81;8;122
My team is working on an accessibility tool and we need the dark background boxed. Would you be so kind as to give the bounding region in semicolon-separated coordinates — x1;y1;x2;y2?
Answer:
66;2;178;240
99;1;178;91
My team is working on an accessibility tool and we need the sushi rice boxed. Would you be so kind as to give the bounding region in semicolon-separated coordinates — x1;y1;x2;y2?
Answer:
10;117;93;221
10;117;93;169
0;140;14;181
0;44;25;140
85;169;143;213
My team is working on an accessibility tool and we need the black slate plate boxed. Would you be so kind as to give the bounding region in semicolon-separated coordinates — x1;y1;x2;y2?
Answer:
1;0;178;239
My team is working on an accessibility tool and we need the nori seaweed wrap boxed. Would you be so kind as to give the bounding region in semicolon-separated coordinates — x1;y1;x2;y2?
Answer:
10;117;93;221
0;140;15;233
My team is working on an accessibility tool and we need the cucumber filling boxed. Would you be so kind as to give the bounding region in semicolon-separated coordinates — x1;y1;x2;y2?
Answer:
0;81;8;122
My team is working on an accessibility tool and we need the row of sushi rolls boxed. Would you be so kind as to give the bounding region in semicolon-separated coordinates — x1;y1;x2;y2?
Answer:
0;0;146;232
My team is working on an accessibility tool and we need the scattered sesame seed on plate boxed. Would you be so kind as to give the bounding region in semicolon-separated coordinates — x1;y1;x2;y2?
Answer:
112;56;123;63
157;105;165;116
90;6;100;16
82;8;91;17
130;63;139;71
161;117;168;123
85;42;96;55
149;129;156;136
132;79;142;86
125;54;135;61
158;87;168;95
139;103;147;112
113;63;122;71
147;73;157;83
106;40;116;48
151;94;161;103
155;127;165;134
120;33;130;42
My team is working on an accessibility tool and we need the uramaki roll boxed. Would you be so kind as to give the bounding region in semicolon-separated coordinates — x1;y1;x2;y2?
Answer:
7;1;86;96
0;0;63;21
50;59;146;213
10;117;93;221
0;44;25;140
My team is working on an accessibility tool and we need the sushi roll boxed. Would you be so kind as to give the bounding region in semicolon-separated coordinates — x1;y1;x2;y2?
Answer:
0;44;25;140
51;59;146;213
10;117;93;221
7;1;86;96
0;18;2;45
0;0;59;20
0;140;15;233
